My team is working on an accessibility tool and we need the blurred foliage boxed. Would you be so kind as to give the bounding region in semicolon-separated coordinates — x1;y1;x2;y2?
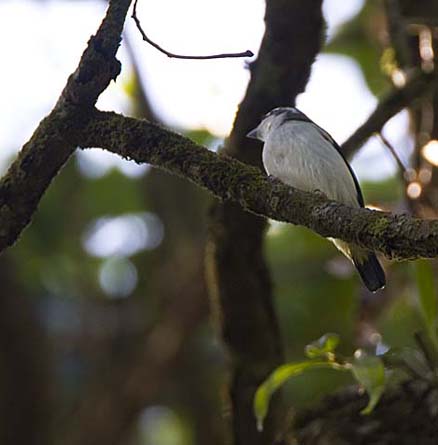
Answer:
266;223;357;355
7;158;424;439
263;173;422;409
414;259;438;348
325;1;390;96
361;176;404;205
3;0;437;443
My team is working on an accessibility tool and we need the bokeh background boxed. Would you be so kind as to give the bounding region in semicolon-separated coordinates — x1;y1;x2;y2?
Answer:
1;1;436;444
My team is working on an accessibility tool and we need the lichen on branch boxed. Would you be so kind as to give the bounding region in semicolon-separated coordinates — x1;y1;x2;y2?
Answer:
1;0;438;265
81;109;438;261
0;0;132;253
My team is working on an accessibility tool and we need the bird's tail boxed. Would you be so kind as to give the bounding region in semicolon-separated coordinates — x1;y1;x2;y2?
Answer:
352;251;386;292
330;239;386;292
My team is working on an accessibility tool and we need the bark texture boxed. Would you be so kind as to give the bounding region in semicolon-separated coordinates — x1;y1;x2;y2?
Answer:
293;380;438;445
0;0;131;252
0;0;437;266
203;2;324;443
2;1;438;444
81;110;438;261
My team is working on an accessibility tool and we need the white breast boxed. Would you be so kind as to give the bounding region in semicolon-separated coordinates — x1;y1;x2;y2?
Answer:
262;121;360;207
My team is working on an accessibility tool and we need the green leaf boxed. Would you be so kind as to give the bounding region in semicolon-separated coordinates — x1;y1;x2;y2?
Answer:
305;333;340;359
254;360;345;431
414;260;438;348
351;351;386;415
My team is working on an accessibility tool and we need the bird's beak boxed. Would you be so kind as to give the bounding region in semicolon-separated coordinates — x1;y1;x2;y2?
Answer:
246;127;259;139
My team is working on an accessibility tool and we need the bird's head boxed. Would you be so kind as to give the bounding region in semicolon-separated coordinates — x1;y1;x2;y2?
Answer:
246;107;309;141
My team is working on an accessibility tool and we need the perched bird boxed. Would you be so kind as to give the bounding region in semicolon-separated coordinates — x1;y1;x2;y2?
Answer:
247;106;385;292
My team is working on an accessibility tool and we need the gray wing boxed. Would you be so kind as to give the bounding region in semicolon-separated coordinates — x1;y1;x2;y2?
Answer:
281;110;365;207
313;125;365;207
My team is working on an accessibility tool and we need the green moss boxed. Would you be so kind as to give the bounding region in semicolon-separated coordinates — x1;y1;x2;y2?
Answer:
368;217;390;236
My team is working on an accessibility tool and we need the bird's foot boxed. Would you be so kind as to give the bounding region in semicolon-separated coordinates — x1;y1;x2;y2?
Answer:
266;174;280;184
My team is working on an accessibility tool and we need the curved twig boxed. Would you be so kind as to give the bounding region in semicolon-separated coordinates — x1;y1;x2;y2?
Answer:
132;0;253;60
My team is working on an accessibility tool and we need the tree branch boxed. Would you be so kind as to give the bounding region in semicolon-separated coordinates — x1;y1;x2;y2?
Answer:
80;109;438;260
0;0;132;253
132;0;253;60
294;378;438;444
208;2;326;443
2;0;438;264
341;70;438;159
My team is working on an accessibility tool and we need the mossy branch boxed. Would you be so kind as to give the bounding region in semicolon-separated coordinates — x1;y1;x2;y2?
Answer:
80;109;438;261
0;0;132;253
1;0;438;262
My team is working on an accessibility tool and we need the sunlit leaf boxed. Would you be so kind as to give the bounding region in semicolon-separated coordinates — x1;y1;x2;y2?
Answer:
414;260;438;348
351;352;385;415
254;360;345;431
305;333;340;358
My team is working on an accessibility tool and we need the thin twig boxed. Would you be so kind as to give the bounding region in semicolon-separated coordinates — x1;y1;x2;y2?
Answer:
378;132;408;176
132;0;254;60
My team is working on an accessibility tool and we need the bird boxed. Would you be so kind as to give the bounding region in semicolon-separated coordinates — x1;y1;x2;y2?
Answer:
247;106;385;292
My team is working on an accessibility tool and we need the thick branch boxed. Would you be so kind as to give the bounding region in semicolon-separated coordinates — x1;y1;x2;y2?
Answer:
341;70;438;159
227;0;325;164
0;0;132;253
81;109;438;260
212;2;325;443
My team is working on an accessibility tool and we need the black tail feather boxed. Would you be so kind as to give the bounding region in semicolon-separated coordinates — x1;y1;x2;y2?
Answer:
353;253;386;292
